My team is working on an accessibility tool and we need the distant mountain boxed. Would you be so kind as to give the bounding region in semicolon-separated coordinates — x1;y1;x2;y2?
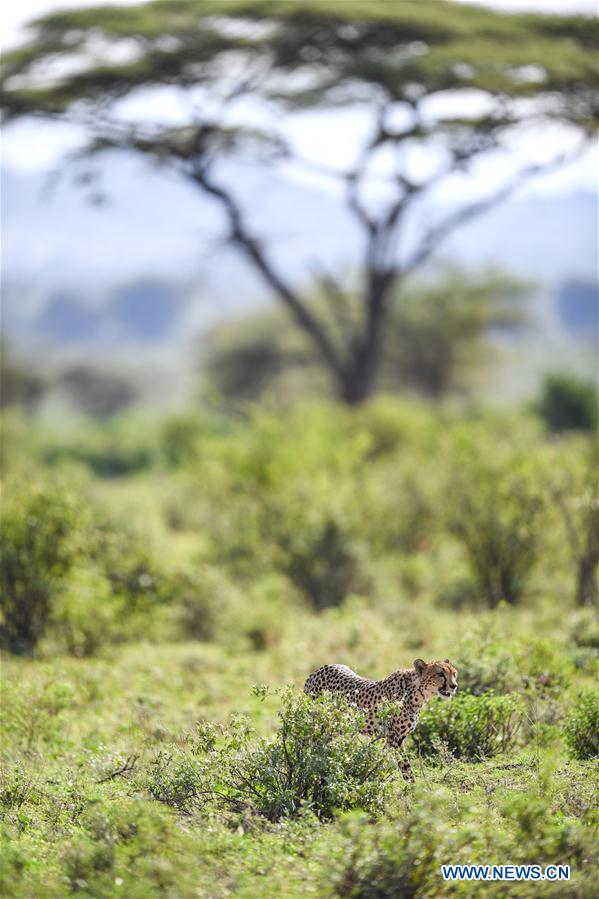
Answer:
557;281;599;334
34;280;185;347
2;153;597;352
37;292;103;344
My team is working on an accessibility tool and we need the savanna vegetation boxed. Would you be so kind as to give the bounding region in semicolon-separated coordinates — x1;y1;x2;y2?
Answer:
2;2;598;896
1;390;597;898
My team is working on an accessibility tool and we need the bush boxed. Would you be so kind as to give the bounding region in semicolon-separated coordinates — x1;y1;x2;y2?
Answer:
173;566;242;641
192;407;377;608
48;516;169;656
60;799;175;896
386;269;528;399
446;450;544;605
0;341;45;412
0;479;85;653
454;629;523;696
570;609;599;649
41;417;158;477
547;461;599;607
537;373;597;433
334;794;453;899
564;691;599;760
281;517;370;611
87;514;163;612
147;690;397;821
160;413;208;467
0;768;33;816
411;692;525;761
0;475;170;656
356;459;437;556
455;628;572;698
334;777;595;899
46;567;123;658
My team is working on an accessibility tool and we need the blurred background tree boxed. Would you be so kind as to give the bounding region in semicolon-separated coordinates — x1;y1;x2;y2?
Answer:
203;268;530;403
0;340;46;412
2;0;596;404
56;365;139;418
537;373;598;434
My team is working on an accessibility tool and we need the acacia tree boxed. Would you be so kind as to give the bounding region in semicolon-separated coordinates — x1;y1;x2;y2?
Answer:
2;0;597;403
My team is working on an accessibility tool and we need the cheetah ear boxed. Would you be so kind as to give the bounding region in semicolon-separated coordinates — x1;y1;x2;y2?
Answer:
413;659;427;675
444;658;450;663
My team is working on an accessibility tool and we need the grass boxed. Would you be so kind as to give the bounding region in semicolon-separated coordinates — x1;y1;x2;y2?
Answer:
2;604;597;897
1;398;598;897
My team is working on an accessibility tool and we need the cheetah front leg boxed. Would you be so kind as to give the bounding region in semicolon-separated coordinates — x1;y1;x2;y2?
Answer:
385;712;416;782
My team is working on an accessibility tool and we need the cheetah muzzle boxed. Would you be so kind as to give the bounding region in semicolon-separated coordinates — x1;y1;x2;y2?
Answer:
304;657;458;781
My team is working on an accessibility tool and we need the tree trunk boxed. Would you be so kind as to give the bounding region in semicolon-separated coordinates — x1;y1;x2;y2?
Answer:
339;333;383;406
339;278;391;405
576;554;598;606
340;365;377;405
576;503;599;606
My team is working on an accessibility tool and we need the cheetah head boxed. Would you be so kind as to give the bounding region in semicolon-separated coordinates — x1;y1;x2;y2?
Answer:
414;658;458;700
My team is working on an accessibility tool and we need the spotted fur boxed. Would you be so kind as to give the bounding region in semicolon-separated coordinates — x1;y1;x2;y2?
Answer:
304;658;458;780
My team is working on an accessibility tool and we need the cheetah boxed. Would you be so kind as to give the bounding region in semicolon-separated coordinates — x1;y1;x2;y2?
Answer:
304;658;458;780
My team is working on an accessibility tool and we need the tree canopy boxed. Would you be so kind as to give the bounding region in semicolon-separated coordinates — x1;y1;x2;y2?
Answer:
2;0;597;402
3;1;598;117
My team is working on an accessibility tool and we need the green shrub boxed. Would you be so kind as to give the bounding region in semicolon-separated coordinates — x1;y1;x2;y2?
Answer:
0;474;169;656
46;567;126;657
192;407;377;608
0;479;85;653
173;566;241;641
333;791;460;899
161;413;207;466
570;609;599;649
455;628;572;698
564;691;599;759
356;458;437;556
547;460;599;607
334;777;595;899
411;692;525;761
46;522;168;657
537;373;597;433
43;442;153;477
386;269;528;399
446;451;544;605
0;769;33;817
242;691;396;820
436;576;481;610
147;747;204;811
281;517;370;610
455;630;523;695
88;515;163;612
60;799;174;896
148;690;396;821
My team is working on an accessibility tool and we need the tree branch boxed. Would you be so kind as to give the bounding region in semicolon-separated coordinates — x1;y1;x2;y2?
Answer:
188;164;345;379
403;140;590;276
96;755;139;783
